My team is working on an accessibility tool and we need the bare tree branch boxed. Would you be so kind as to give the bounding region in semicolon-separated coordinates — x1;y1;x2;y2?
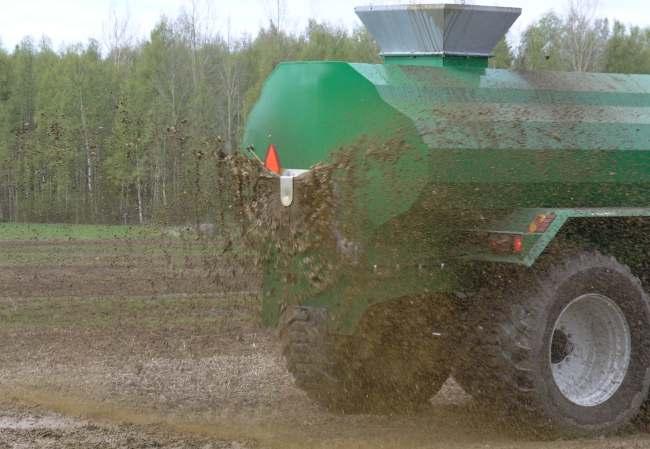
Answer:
103;1;133;68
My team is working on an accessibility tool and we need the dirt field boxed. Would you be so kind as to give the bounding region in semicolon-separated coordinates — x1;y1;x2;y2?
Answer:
3;238;650;448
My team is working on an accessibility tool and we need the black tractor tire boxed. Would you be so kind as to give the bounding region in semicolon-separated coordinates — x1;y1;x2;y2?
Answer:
279;297;454;414
455;251;650;437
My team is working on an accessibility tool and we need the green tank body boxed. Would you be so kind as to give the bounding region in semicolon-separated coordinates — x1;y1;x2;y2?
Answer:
244;60;650;226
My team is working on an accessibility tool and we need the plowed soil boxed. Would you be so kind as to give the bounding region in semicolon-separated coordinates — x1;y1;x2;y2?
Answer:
2;238;650;448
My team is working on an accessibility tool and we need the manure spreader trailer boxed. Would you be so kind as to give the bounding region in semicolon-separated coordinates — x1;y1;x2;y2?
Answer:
243;3;650;436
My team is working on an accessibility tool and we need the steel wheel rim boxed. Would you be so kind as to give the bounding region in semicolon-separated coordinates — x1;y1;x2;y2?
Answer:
549;293;631;407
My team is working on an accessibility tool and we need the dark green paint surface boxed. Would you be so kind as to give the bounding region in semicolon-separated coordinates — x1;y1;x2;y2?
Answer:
245;61;650;200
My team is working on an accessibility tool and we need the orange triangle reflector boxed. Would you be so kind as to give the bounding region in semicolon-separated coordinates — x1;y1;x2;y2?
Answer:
264;144;282;175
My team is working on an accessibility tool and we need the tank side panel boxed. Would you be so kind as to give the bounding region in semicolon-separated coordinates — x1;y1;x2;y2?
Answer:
350;64;650;209
353;64;650;142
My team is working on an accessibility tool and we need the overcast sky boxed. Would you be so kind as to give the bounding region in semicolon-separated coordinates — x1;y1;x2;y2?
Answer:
0;0;649;52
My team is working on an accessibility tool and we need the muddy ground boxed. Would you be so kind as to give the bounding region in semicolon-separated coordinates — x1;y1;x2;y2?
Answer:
2;239;650;448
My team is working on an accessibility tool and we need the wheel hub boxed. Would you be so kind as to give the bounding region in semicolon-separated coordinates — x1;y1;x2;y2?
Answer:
549;293;631;407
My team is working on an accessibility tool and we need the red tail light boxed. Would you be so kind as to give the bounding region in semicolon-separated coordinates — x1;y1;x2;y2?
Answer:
489;233;524;254
264;144;282;175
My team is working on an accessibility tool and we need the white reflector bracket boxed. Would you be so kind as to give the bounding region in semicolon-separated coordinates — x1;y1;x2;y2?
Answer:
279;169;309;207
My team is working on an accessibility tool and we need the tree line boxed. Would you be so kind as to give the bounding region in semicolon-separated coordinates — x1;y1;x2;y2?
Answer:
0;3;649;224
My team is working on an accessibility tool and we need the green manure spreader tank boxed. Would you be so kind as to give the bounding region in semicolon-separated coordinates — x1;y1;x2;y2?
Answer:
243;3;650;436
